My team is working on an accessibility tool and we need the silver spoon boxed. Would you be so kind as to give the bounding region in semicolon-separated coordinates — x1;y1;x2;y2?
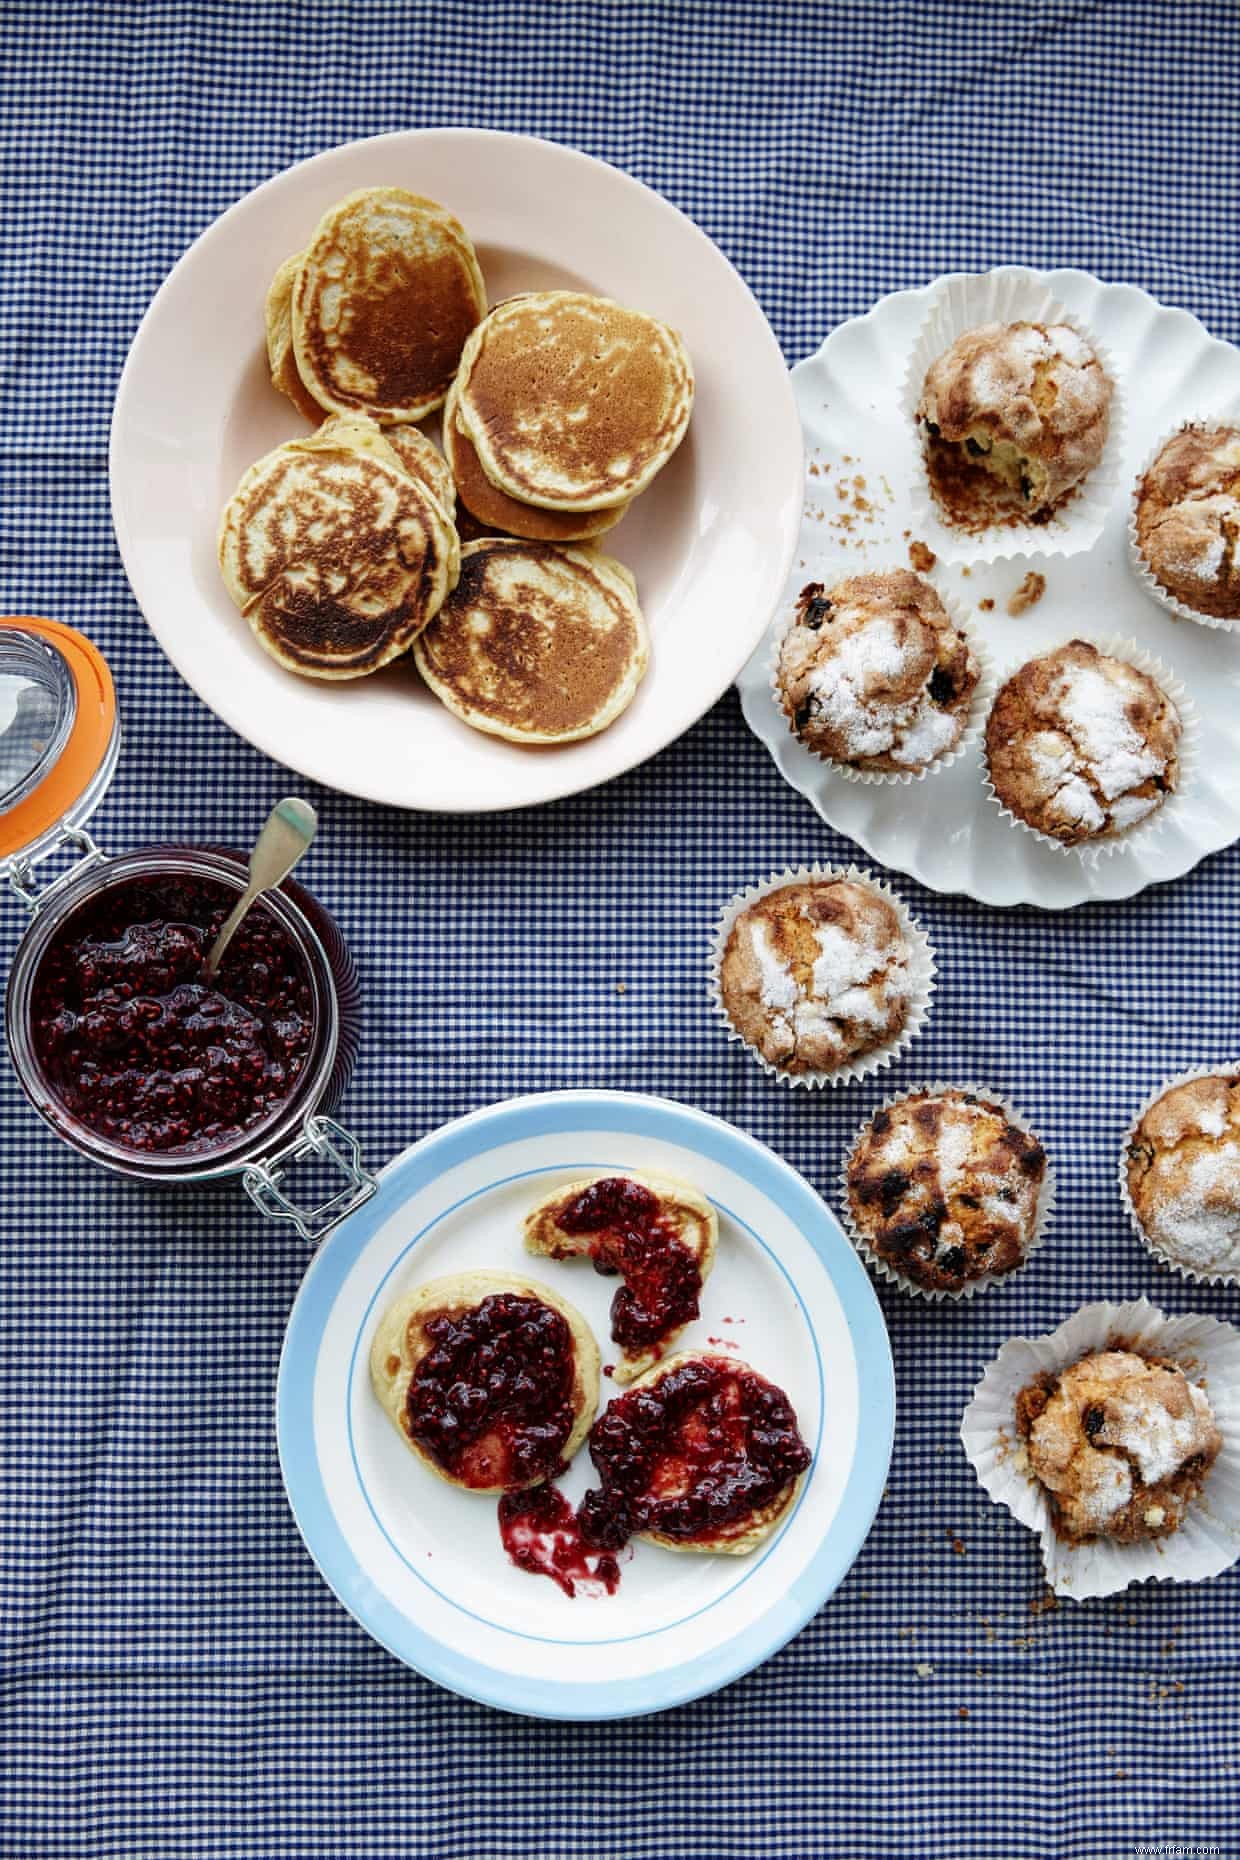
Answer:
203;797;318;979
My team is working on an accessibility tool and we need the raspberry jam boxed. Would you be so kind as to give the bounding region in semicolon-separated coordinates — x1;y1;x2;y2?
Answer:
406;1293;577;1490
499;1356;811;1596
28;872;314;1156
557;1176;703;1353
582;1355;811;1548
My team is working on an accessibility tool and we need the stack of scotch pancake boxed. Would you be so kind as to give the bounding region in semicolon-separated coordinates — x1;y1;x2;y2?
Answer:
218;185;693;747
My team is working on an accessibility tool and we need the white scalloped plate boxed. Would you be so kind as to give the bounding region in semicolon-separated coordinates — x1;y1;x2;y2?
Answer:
737;269;1240;908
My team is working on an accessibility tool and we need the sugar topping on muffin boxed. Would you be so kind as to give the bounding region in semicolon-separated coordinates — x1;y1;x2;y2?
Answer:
718;878;914;1077
917;320;1112;526
985;640;1181;845
1134;425;1240;621
776;571;979;776
1126;1073;1240;1276
1016;1350;1221;1543
846;1089;1047;1294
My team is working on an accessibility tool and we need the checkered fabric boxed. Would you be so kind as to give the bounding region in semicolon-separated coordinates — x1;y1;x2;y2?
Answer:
1;2;1238;1856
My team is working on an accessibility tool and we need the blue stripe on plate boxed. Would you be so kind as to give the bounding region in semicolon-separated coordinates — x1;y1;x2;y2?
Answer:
276;1089;895;1719
343;1160;825;1645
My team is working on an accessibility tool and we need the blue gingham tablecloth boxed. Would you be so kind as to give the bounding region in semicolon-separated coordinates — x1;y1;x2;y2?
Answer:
2;4;1238;1856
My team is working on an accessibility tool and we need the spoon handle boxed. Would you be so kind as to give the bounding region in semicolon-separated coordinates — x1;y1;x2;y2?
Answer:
203;797;318;978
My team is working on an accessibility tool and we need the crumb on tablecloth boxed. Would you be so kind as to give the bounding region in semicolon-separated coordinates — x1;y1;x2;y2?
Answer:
979;597;995;611
908;539;937;572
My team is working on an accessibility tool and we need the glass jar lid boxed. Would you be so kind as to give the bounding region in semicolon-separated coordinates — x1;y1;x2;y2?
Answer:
0;617;119;876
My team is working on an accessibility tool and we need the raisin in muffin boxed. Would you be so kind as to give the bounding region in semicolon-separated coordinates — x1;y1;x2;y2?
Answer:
985;640;1181;845
1126;1073;1240;1278
1134;425;1240;621
775;572;979;776
1016;1351;1221;1543
917;320;1112;526
717;877;918;1078
846;1089;1047;1294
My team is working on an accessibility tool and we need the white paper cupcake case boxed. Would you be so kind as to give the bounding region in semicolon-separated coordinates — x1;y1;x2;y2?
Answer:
981;632;1198;867
837;1081;1056;1302
707;862;936;1090
901;268;1126;565
961;1298;1240;1598
1126;417;1240;632
765;571;995;787
1118;1063;1240;1287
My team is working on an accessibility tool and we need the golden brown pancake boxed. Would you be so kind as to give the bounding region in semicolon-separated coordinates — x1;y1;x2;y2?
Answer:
368;1270;600;1494
381;422;456;518
441;378;626;542
294;410;456;523
264;253;325;424
218;422;459;679
599;1352;810;1556
454;502;503;543
413;539;648;742
292;187;486;423
454;290;693;510
523;1171;718;1384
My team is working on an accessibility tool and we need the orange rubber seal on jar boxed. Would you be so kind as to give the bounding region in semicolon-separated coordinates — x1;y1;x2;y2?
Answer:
0;617;117;861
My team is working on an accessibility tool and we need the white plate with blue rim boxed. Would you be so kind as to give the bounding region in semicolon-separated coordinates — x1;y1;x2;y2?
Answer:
277;1089;894;1719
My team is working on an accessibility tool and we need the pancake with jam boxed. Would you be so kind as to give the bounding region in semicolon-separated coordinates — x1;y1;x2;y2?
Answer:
369;1270;600;1494
412;538;648;743
524;1172;717;1383
580;1351;812;1557
218;416;459;679
264;253;324;424
441;377;627;542
453;290;693;511
292;186;486;423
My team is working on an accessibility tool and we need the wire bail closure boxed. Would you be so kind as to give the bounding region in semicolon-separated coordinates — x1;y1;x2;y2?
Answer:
243;1114;378;1242
8;826;106;912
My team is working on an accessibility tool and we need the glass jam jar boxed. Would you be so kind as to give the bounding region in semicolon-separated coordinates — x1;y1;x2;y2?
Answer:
1;616;373;1237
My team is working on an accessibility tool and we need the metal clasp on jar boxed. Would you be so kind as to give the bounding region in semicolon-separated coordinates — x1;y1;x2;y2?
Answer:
8;827;106;912
243;1114;378;1242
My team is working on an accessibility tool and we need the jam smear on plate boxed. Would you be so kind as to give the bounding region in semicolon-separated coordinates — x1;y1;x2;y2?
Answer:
407;1293;578;1489
30;873;313;1155
499;1355;811;1595
497;1483;622;1598
556;1175;703;1353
